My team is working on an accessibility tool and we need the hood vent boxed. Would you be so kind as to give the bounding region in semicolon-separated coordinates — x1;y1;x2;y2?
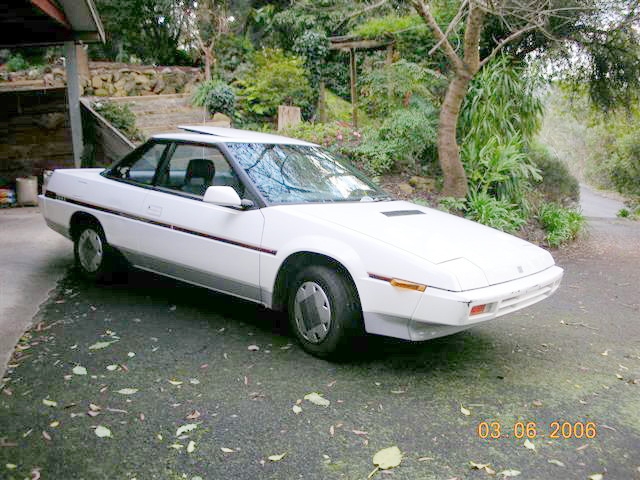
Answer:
382;210;426;217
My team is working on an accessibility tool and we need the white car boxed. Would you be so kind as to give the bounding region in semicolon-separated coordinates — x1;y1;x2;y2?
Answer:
40;126;563;358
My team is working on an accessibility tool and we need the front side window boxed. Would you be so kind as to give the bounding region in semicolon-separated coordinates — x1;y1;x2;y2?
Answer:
226;143;389;204
108;142;167;185
156;143;244;197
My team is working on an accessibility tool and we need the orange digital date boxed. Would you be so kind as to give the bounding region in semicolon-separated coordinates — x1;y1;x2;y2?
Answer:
477;421;597;439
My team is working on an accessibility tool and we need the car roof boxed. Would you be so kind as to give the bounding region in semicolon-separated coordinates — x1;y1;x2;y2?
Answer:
151;126;316;146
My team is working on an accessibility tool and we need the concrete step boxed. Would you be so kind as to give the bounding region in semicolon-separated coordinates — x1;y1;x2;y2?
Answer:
136;111;209;129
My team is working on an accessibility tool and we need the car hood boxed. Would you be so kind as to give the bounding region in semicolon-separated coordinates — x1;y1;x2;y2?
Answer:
278;200;555;287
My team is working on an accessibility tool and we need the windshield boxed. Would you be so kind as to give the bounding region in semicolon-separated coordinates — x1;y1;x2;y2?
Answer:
226;143;390;204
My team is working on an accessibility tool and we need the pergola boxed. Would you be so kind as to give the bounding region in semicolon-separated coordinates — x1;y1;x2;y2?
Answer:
329;35;394;129
0;0;105;168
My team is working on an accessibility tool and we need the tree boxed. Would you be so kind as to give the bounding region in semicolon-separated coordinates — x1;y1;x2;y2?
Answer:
411;0;640;198
189;0;232;81
94;0;192;65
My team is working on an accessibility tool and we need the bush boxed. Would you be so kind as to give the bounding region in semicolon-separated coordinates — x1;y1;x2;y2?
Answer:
537;202;585;247
93;101;142;143
527;142;580;204
359;60;445;117
464;192;526;233
192;80;236;119
6;53;29;72
355;100;437;175
609;131;640;196
235;48;314;121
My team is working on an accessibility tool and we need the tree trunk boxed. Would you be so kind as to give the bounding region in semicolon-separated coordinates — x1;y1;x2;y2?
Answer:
203;50;213;82
438;73;471;198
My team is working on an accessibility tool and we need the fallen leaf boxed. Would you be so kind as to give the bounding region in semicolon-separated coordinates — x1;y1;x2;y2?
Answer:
175;423;198;437
497;469;521;477
292;405;302;414
615;374;623;380
470;461;490;470
117;388;138;395
49;421;60;428
329;425;335;436
42;399;57;407
460;405;471;416
189;378;200;385
588;475;603;480
268;453;286;462
169;443;183;450
186;410;201;420
187;441;196;453
87;411;100;417
6;463;17;469
548;459;565;467
601;350;609;356
532;400;543;407
31;468;41;480
524;439;536;451
168;380;183;386
304;392;330;407
94;425;112;438
89;341;117;350
106;364;118;371
248;345;260;351
72;365;87;375
369;446;402;478
352;430;368;436
42;431;51;441
221;447;235;453
89;403;101;411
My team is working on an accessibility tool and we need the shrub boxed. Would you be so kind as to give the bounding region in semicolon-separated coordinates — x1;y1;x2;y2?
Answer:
235;48;314;121
355;100;437;175
527;142;580;204
464;191;526;233
93;101;142;143
609;131;640;196
537;202;585;247
6;53;29;72
192;80;236;119
359;60;445;117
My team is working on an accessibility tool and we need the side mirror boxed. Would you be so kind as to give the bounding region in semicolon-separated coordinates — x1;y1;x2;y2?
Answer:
203;186;242;207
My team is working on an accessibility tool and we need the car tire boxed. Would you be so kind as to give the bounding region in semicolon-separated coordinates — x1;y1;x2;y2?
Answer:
288;265;364;359
73;223;114;282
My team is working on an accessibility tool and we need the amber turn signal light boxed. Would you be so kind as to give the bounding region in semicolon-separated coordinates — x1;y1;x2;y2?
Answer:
470;304;487;316
390;278;427;292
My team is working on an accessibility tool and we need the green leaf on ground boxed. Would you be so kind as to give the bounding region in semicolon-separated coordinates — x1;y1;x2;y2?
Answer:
94;425;112;438
176;423;197;437
304;392;330;407
116;388;138;395
42;399;57;407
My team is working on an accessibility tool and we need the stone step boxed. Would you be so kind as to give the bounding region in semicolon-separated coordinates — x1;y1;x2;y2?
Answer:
136;111;209;129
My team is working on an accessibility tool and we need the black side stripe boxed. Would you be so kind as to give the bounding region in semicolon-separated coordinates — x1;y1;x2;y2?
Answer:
45;190;277;256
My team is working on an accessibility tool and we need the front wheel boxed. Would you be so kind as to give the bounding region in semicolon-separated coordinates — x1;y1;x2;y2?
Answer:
288;265;364;359
73;223;113;282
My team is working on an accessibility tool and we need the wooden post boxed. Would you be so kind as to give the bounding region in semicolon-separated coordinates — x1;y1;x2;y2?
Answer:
64;41;83;168
318;80;327;123
386;43;394;65
349;48;358;129
277;106;301;131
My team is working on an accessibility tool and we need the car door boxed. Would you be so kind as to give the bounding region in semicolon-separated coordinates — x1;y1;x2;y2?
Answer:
101;140;170;255
133;141;265;302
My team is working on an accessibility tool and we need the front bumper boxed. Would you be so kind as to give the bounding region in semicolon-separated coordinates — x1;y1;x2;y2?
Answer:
363;265;563;341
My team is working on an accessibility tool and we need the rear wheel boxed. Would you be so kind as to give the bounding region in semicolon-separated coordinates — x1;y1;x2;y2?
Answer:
73;223;113;282
288;265;363;359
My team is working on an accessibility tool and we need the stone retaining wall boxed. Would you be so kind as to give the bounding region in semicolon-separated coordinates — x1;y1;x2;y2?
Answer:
0;62;203;97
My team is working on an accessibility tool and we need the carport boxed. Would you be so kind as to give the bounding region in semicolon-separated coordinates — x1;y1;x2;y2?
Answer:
0;0;105;169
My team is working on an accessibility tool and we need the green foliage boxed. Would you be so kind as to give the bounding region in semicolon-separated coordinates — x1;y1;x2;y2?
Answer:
464;192;526;233
235;48;314;121
527;142;579;204
608;130;640;196
192;80;236;118
5;53;29;72
537;202;585;247
460;55;544;144
93;101;143;143
350;14;425;38
359;60;445;117
283;121;362;157
462;136;541;205
355;100;438;175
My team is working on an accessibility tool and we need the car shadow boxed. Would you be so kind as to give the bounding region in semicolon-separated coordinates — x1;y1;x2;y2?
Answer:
70;267;505;375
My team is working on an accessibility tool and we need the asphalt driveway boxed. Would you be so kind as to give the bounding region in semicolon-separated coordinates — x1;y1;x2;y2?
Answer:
0;208;639;479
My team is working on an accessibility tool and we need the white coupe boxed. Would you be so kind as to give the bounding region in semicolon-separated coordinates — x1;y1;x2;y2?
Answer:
39;126;563;358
